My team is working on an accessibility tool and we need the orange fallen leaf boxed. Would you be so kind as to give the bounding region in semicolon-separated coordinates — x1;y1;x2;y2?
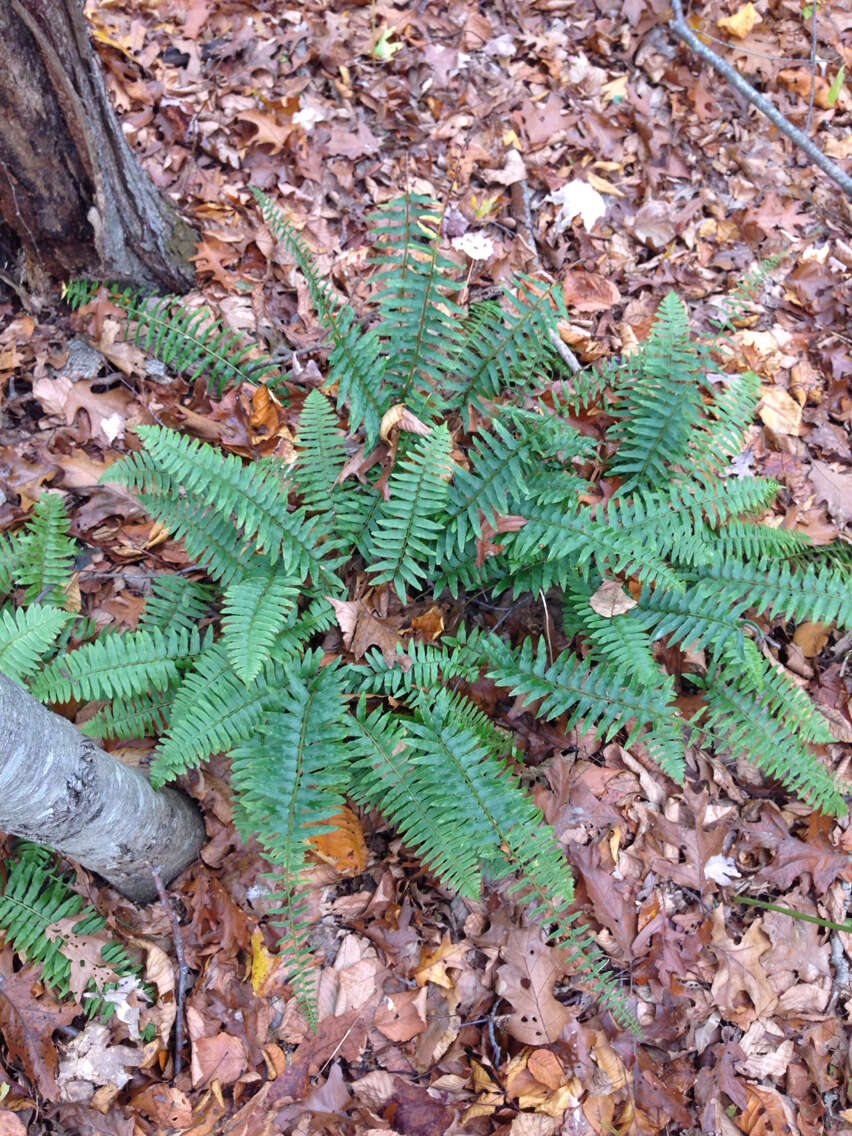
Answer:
307;806;368;875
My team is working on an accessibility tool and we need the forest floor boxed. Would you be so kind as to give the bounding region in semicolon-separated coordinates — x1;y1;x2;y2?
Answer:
1;0;852;1133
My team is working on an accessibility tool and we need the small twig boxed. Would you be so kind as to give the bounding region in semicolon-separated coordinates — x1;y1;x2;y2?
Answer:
805;0;818;136
149;863;189;1077
669;0;852;198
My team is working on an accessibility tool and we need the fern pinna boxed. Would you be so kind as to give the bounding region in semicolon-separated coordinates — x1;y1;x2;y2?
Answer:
30;195;851;1030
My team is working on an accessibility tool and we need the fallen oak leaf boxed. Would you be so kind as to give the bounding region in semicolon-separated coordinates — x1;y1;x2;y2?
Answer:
0;967;76;1099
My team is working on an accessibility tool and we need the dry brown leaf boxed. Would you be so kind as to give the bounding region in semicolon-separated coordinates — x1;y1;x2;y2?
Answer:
632;201;676;251
414;933;468;988
810;460;852;526
328;596;405;663
0;1113;27;1136
190;1031;248;1089
758;387;802;436
379;403;432;442
0;966;76;1099
374;987;428;1042
495;929;573;1044
561;270;620;313
130;1083;193;1129
589;579;637;618
526;1049;566;1092
411;605;444;641
708;906;778;1027
44;917;123;1001
792;620;831;658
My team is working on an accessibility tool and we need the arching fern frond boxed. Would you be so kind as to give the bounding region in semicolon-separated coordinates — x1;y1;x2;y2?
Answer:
31;626;206;704
221;565;300;683
65;282;281;395
252;189;387;440
17;492;77;605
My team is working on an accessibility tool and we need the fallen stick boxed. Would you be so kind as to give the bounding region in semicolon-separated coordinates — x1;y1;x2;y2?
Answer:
669;0;852;198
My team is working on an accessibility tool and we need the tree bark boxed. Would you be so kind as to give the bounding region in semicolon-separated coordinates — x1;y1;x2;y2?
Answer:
0;673;204;904
0;0;197;292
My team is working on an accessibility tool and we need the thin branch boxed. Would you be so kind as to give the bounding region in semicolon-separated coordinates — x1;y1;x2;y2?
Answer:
669;0;852;198
805;0;818;136
149;862;190;1078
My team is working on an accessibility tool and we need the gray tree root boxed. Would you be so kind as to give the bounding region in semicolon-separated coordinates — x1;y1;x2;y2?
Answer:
0;673;204;903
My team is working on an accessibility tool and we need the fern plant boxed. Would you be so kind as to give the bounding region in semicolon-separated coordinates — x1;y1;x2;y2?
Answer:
0;842;142;1016
32;196;851;1031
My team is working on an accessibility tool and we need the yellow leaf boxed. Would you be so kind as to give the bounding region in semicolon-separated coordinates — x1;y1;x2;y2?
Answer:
249;930;277;995
792;620;831;658
717;2;762;39
585;171;625;197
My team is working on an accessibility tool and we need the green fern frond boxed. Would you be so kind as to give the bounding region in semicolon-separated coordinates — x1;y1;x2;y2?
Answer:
151;642;274;785
508;502;688;594
367;425;454;600
608;293;708;490
486;636;684;781
692;679;846;815
82;689;174;742
107;426;344;593
230;652;351;1018
0;843;139;1004
703;556;852;628
444;278;563;418
0;604;71;683
252;189;387;440
561;579;660;686
139;575;215;632
221;565;300;683
31;626;205;704
65;282;281;395
18;492;77;605
370;195;464;417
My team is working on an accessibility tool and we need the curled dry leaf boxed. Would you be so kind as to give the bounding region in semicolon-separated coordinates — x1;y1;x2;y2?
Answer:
589;580;637;618
379;403;432;442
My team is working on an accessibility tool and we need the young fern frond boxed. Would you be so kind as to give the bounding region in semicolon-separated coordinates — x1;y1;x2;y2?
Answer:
64;282;280;395
367;425;454;600
370;195;465;417
0;604;71;684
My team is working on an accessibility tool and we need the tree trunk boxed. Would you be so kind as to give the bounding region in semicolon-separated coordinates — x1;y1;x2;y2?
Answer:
0;0;197;293
0;673;204;904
